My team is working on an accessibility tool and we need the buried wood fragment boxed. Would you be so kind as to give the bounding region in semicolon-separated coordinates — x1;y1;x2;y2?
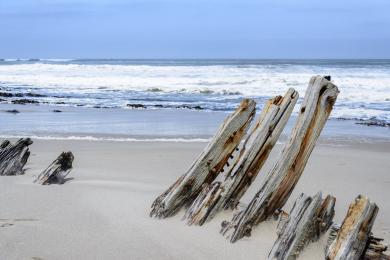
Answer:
150;99;256;218
184;89;298;225
326;195;389;260
34;151;74;185
221;76;339;243
0;138;33;176
268;192;335;260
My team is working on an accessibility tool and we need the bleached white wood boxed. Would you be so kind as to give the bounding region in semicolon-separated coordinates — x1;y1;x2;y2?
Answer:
268;192;335;260
184;89;298;225
221;76;339;243
150;99;256;218
326;195;380;260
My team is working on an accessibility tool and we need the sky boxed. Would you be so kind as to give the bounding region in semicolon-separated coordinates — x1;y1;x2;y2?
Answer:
0;0;389;59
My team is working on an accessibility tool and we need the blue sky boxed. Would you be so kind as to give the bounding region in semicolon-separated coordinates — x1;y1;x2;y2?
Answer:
0;0;389;59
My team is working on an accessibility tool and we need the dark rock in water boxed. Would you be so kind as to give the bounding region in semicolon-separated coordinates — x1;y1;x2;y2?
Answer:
324;75;331;81
0;92;23;98
0;138;33;175
11;99;39;105
0;98;6;102
56;101;65;105
25;92;46;97
356;119;390;127
176;104;204;110
5;109;20;114
0;92;14;97
93;105;101;109
335;117;351;121
127;103;146;109
53;109;62;113
154;104;164;108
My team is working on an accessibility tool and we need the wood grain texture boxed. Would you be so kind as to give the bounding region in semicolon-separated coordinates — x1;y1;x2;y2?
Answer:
150;99;256;218
268;192;335;260
34;151;74;185
221;76;339;243
0;138;32;176
184;89;298;226
326;195;381;260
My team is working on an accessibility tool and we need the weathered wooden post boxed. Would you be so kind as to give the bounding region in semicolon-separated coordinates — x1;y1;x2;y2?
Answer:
325;195;388;260
221;75;339;243
34;151;74;185
150;99;256;218
0;138;32;176
268;192;335;260
184;88;298;225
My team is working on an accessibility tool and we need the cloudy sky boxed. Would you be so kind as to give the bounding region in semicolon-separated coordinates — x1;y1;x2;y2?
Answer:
0;0;389;58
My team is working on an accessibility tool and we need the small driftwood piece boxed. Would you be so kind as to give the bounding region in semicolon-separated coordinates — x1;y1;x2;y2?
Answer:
327;224;390;260
150;99;256;218
184;89;298;225
0;138;33;175
325;195;388;260
221;76;339;243
268;192;336;260
34;152;74;185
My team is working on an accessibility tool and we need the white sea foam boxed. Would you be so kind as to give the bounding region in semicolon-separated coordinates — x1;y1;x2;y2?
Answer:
0;135;211;143
0;61;389;121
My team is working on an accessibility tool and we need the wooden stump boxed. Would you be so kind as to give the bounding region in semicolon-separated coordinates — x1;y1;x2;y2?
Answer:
184;89;298;225
0;138;33;176
221;76;339;243
34;151;74;185
268;192;335;260
150;99;256;218
326;195;382;260
327;224;390;260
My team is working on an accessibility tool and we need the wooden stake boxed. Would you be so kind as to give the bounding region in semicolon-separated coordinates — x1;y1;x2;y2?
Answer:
150;99;256;218
184;89;298;225
326;195;382;260
268;192;335;260
221;76;339;243
34;151;74;185
0;138;32;176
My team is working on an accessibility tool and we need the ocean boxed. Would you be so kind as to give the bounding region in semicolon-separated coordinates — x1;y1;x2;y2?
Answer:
0;59;389;141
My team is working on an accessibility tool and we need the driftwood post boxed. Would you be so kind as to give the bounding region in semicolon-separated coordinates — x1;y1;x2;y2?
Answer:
0;138;33;176
268;192;335;260
327;224;390;260
184;88;298;225
221;76;339;243
150;99;256;218
325;195;385;260
34;152;74;185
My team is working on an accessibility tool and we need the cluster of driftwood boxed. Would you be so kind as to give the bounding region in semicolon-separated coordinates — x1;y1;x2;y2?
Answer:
0;138;74;184
150;76;390;259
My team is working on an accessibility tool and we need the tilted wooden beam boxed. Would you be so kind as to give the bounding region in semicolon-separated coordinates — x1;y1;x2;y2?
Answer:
34;151;74;185
150;99;256;218
325;195;388;260
268;192;335;260
184;89;298;226
0;138;33;176
220;76;339;243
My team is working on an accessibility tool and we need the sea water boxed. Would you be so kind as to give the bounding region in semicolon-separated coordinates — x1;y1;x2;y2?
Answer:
0;59;389;140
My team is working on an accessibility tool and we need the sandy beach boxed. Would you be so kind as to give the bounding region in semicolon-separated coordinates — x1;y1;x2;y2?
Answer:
1;138;389;260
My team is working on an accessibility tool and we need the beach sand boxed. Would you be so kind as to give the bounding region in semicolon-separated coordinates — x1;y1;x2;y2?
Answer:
1;139;390;259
